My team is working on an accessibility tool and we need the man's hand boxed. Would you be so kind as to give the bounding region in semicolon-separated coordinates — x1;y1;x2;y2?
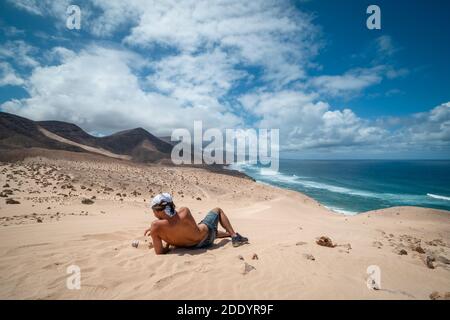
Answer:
163;242;171;254
144;227;151;237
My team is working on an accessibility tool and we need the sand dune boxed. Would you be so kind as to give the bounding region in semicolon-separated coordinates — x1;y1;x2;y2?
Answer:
0;157;449;299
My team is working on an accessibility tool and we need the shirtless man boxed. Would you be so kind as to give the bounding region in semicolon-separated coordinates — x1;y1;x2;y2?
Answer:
144;193;248;254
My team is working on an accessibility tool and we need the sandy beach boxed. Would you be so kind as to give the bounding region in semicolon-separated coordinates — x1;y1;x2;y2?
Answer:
0;155;449;300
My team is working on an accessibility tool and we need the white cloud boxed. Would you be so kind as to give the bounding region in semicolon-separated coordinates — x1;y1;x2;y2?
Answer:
401;103;450;145
76;0;320;87
6;0;44;15
240;89;450;153
7;0;71;17
147;49;247;110
0;62;25;86
375;35;398;56
310;65;409;97
310;67;384;97
1;26;25;37
0;40;40;68
240;90;387;150
1;46;241;135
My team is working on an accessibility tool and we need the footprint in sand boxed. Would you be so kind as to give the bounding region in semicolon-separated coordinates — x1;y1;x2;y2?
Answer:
153;270;189;289
83;232;130;242
192;253;216;273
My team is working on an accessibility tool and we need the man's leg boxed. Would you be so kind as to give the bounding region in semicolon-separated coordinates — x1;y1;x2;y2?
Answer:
211;207;236;237
211;207;248;247
216;230;231;238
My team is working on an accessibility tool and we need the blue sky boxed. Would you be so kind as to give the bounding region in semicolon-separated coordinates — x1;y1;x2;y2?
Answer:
0;0;449;159
300;0;450;118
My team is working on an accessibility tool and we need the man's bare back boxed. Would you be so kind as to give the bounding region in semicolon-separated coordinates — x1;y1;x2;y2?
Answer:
146;193;249;254
148;207;208;247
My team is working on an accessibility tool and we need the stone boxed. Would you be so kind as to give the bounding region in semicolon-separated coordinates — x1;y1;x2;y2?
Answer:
426;255;435;269
303;253;315;261
414;246;425;254
429;291;441;300
241;262;256;275
316;236;336;248
81;198;94;205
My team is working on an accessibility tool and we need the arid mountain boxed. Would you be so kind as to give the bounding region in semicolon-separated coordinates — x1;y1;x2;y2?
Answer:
99;128;172;156
0;112;83;152
158;136;179;146
37;120;98;146
0;112;173;163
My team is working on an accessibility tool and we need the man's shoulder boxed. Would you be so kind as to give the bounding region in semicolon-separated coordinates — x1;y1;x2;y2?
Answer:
177;206;191;216
151;219;169;229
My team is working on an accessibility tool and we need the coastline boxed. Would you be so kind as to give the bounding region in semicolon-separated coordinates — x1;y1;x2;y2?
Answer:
229;160;450;216
0;155;449;299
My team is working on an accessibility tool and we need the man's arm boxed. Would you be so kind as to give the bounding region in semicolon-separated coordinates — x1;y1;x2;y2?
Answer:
147;222;170;255
151;234;170;255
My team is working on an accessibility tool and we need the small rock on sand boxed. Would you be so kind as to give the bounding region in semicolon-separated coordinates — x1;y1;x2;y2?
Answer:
241;262;256;275
429;291;450;300
426;255;435;269
303;253;315;261
252;253;258;260
340;243;352;250
430;291;440;300
6;198;20;204
414;246;426;254
316;236;336;248
238;255;244;260
81;198;94;205
296;241;307;246
398;249;408;255
373;241;383;248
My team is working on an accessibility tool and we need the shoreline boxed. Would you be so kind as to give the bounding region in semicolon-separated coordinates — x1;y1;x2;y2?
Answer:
228;162;450;216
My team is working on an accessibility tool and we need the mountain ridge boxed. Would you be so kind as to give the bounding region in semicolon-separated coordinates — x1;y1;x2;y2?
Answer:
0;112;173;163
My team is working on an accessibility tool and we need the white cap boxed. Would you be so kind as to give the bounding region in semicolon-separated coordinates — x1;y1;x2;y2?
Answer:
151;193;173;207
151;193;175;217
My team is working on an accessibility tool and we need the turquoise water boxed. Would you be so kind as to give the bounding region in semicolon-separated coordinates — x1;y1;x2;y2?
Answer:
231;160;450;215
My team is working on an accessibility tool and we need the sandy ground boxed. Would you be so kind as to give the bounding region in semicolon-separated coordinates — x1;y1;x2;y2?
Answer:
0;157;449;300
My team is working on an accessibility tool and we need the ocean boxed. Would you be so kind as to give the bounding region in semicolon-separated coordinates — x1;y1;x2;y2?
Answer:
230;160;450;215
